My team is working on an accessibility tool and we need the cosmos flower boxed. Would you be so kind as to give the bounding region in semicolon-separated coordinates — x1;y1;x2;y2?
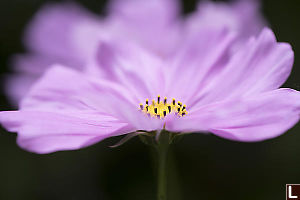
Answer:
6;0;265;105
0;26;299;154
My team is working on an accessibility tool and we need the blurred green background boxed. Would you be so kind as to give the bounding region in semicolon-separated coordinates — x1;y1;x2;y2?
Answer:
0;0;299;199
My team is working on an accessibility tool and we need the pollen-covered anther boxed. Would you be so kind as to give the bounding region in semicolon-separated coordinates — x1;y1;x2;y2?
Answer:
139;95;188;119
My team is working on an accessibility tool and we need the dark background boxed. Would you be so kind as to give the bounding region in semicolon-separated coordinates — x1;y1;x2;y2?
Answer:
0;0;299;199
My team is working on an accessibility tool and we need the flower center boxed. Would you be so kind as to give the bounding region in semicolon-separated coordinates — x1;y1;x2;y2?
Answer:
139;95;188;119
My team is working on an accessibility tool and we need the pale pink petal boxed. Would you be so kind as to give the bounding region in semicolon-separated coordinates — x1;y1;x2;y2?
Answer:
7;54;84;106
24;2;102;65
5;74;37;107
0;111;130;154
167;89;300;142
9;3;105;105
21;65;162;131
86;41;167;103
12;54;79;74
191;28;294;106
108;0;181;57
109;0;179;22
165;27;236;105
186;0;266;42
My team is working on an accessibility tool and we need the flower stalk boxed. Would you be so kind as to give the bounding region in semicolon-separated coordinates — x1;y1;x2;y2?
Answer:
156;130;170;200
139;130;181;200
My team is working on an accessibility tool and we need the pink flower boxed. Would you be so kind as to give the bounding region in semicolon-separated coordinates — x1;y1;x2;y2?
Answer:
6;0;265;105
1;25;299;153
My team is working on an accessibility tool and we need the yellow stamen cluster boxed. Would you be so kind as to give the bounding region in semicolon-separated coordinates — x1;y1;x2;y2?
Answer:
139;95;188;119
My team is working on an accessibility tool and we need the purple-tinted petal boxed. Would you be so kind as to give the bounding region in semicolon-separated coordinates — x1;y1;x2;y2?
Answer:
24;2;103;66
21;65;162;131
186;0;266;42
12;54;75;74
87;41;167;103
0;111;130;154
191;28;294;106
165;28;236;104
109;0;179;22
7;54;82;106
5;74;37;107
231;0;267;39
108;0;181;57
167;89;300;142
9;3;105;105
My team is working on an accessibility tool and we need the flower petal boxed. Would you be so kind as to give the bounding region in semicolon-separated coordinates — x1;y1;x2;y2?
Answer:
87;41;167;103
9;3;105;105
7;54;82;106
186;0;266;41
5;74;37;107
165;27;236;104
109;0;179;23
0;111;130;154
24;2;102;66
167;88;300;142
108;0;181;56
192;28;294;106
21;65;162;131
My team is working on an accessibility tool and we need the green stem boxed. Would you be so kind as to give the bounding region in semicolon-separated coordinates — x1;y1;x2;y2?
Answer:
156;131;170;200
